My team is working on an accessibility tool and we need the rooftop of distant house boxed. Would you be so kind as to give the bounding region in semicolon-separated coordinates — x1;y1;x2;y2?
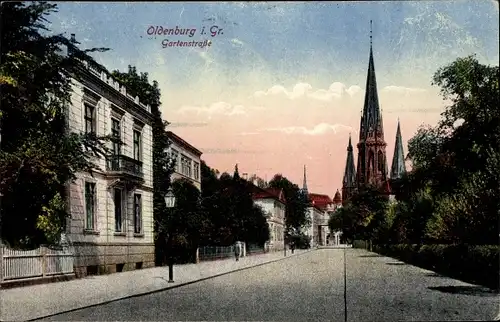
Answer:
252;186;286;204
166;131;203;157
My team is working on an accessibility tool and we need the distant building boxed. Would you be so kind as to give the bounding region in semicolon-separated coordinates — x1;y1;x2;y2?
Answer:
300;166;340;246
66;34;154;277
251;187;286;252
166;131;203;191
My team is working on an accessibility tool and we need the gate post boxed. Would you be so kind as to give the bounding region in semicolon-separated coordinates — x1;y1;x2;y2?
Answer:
41;246;47;277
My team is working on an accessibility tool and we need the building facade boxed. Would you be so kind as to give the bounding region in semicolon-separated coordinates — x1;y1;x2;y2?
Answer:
66;38;154;277
252;188;286;252
166;131;203;190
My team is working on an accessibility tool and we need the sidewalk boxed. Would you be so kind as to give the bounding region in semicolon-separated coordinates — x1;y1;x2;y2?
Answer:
0;249;311;321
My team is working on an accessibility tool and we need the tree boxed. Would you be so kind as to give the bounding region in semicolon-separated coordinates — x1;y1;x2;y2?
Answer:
0;2;112;249
392;55;499;245
248;174;268;188
331;186;389;243
233;164;240;181
268;174;309;233
200;162;269;247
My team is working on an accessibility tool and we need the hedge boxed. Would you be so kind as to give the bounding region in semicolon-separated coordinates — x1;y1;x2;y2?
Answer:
372;244;499;290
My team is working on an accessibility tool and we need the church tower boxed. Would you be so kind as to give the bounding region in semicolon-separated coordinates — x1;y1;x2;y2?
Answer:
356;21;389;190
342;134;357;204
390;119;407;180
302;165;309;203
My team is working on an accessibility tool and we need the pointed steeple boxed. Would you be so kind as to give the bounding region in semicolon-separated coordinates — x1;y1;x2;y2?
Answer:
302;165;308;191
343;134;357;189
359;20;384;142
302;165;309;203
390;119;406;179
233;164;240;180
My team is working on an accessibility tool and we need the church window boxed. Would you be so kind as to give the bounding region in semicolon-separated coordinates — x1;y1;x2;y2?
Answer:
369;150;375;174
377;151;384;173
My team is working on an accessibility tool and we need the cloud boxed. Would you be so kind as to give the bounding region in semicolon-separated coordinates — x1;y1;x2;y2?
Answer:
261;123;354;136
381;86;427;95
385;107;443;114
231;38;244;47
253;82;363;102
201;148;262;154
177;102;246;116
168;122;209;128
238;131;260;136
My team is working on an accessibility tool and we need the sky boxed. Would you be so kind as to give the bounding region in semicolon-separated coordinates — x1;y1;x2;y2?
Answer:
48;1;499;196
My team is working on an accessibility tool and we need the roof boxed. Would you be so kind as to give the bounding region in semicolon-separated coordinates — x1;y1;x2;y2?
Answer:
252;187;286;204
333;190;342;203
166;131;203;157
390;120;407;179
308;193;333;211
343;134;357;188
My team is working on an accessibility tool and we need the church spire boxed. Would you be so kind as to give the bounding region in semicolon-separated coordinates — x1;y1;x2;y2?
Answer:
359;20;384;142
302;165;309;203
342;134;357;203
390;119;406;179
302;164;308;191
355;21;389;190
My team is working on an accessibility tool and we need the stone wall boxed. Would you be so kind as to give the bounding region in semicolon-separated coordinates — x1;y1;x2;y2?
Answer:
72;243;155;277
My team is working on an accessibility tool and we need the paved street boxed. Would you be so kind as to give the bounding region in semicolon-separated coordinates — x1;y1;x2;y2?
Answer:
37;249;499;321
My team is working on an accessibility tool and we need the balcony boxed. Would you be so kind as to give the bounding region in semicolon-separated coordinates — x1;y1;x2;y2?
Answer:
106;155;144;184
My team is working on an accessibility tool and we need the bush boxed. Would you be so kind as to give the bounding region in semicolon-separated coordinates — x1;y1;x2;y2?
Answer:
373;244;499;290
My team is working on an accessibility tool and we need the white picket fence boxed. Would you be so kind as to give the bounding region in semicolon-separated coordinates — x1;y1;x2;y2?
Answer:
0;245;75;282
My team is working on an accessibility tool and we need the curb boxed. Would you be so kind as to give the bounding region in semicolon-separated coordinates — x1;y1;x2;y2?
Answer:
26;249;314;321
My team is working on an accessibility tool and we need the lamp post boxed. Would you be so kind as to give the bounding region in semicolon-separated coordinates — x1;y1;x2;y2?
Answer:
164;187;176;283
283;226;287;257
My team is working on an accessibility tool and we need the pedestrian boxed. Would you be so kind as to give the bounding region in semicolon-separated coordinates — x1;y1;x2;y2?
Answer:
234;241;241;261
290;241;295;254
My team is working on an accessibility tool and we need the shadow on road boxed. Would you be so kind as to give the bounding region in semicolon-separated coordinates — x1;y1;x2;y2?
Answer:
386;262;406;265
358;254;384;258
428;285;500;297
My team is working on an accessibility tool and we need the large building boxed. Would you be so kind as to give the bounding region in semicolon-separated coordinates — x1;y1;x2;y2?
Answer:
252;187;286;252
66;35;154;277
342;26;407;202
166;131;203;190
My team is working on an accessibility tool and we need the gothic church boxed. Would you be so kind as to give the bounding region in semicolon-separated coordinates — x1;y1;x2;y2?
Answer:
342;24;407;203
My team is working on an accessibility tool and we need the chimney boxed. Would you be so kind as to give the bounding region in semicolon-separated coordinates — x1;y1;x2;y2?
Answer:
70;33;76;43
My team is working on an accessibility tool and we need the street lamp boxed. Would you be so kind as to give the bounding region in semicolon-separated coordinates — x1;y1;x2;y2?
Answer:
283;226;287;257
164;187;176;283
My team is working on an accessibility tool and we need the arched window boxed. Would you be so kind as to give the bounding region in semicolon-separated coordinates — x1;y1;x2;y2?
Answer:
377;151;384;173
368;150;375;174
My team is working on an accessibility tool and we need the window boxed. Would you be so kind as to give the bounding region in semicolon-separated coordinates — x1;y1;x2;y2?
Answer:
187;159;192;177
193;162;199;181
111;118;121;156
84;104;96;134
377;151;384;173
114;188;123;232
181;155;192;177
134;194;142;234
85;182;96;230
133;130;141;161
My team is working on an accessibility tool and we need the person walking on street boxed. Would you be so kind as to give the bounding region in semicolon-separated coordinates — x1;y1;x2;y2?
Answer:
290;240;295;254
234;241;242;261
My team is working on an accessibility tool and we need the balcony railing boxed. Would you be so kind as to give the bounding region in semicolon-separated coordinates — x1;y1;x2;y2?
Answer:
106;155;143;179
